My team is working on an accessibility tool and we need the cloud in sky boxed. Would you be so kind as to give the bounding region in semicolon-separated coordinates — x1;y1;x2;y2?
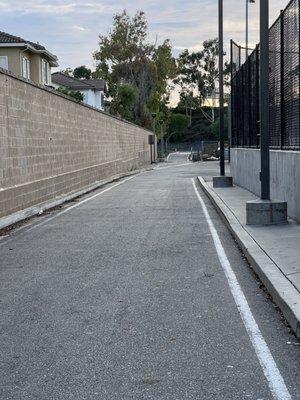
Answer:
72;25;88;32
0;0;289;69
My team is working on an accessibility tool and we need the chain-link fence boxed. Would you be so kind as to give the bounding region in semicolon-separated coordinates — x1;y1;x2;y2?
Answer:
231;0;299;150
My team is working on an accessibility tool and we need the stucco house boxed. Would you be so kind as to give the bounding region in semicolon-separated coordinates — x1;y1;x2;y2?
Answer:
0;31;58;85
51;72;107;110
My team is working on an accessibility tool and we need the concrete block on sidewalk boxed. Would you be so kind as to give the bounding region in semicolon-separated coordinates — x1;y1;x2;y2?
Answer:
213;176;233;188
246;199;287;225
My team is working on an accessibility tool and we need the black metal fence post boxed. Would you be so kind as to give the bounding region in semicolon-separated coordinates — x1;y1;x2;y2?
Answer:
280;10;285;149
260;0;270;200
299;0;300;147
248;52;252;146
241;65;245;147
230;40;234;159
255;45;260;148
219;0;225;176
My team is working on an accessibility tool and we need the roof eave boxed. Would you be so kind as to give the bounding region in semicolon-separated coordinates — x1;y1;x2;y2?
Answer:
35;48;58;65
0;42;27;48
0;42;58;66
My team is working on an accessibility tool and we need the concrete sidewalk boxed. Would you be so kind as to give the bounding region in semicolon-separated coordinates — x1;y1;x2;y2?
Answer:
198;176;300;338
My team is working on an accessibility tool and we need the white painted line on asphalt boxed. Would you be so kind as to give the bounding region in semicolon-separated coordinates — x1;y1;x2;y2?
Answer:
191;179;292;400
0;175;137;244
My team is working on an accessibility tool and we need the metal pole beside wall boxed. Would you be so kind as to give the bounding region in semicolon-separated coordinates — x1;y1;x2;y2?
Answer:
246;0;249;58
213;0;233;187
260;0;270;200
219;0;225;176
280;9;285;149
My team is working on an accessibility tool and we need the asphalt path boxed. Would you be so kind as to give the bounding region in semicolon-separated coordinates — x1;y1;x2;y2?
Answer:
0;153;299;399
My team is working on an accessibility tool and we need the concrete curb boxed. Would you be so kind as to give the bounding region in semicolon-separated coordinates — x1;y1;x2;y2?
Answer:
0;168;151;231
197;176;300;339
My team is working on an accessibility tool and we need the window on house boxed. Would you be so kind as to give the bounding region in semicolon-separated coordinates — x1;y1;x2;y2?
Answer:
41;59;50;85
22;56;30;79
0;56;8;70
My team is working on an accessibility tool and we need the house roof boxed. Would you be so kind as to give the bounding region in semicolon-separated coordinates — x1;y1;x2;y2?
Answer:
52;72;107;92
0;31;58;66
81;79;107;91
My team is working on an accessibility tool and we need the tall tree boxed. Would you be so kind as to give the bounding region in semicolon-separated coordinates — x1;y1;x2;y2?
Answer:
93;10;177;127
110;83;138;122
73;65;92;79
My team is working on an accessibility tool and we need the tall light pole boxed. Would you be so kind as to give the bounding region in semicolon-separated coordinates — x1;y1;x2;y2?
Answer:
213;0;233;187
219;0;225;177
259;0;270;200
246;0;255;58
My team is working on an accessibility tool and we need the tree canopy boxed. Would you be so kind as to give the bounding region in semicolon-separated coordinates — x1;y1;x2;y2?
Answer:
175;39;230;123
73;65;92;79
110;83;139;122
93;10;177;128
167;113;190;142
89;11;230;144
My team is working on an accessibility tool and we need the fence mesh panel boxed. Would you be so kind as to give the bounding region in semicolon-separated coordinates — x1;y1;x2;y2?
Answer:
231;0;300;150
283;0;299;148
269;16;281;148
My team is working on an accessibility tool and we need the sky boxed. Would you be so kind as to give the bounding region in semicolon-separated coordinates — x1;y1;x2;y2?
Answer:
0;0;289;72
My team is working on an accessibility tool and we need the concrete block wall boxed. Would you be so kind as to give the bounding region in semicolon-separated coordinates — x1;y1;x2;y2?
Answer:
230;148;300;222
0;70;151;219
